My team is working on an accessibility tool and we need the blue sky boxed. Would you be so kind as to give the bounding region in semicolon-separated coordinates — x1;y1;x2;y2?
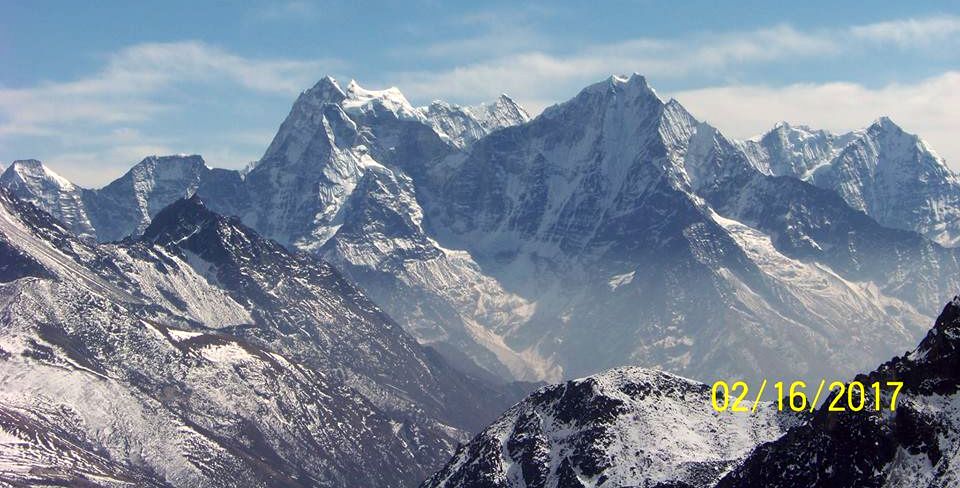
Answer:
2;1;959;186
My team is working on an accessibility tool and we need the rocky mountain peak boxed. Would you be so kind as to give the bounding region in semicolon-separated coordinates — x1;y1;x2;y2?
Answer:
737;121;844;178
140;194;217;246
870;115;901;131
132;153;206;169
8;158;44;171
539;73;657;117
417;94;530;148
490;93;530;121
580;72;658;102
80;153;215;241
264;76;352;159
536;73;665;139
473;93;531;129
107;154;209;195
2;159;75;189
609;72;651;89
0;158;96;239
423;366;796;488
342;79;419;120
765;120;832;141
299;74;347;105
859;116;926;154
911;295;960;366
826;115;955;183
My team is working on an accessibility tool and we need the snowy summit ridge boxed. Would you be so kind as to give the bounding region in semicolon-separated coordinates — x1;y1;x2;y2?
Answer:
3;73;960;388
739;115;960;246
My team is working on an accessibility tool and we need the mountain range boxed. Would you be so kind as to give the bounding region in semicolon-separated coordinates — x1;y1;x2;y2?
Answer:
5;74;957;386
3;72;960;486
0;187;526;486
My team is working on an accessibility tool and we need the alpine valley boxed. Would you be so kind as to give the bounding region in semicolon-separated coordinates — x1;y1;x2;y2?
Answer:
423;297;960;488
2;74;960;487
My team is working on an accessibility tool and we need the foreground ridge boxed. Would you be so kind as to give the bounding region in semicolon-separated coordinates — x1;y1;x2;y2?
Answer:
425;295;960;488
422;367;797;488
0;189;526;487
718;296;960;488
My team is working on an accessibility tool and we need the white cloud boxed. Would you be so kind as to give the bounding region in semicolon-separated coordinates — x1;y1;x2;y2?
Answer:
392;24;839;108
0;41;332;137
0;41;335;186
393;5;554;61
389;15;960;111
105;41;329;94
6;15;960;185
670;71;960;168
851;16;960;46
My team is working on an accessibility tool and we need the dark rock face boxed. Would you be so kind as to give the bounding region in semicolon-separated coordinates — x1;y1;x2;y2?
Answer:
0;235;51;283
718;297;960;488
142;196;522;432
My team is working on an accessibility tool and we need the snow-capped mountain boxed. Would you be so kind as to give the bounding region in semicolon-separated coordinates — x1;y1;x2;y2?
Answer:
5;74;960;390
428;295;960;488
422;367;798;488
239;76;524;250
85;154;249;242
736;121;854;180
0;78;540;382
241;76;544;380
422;74;948;383
0;159;96;240
315;161;543;381
420;94;530;148
718;296;960;488
0;155;248;243
0;188;525;487
741;118;960;247
240;76;376;250
143;195;526;431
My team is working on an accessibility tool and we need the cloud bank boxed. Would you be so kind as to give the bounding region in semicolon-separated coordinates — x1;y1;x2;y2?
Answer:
2;15;959;185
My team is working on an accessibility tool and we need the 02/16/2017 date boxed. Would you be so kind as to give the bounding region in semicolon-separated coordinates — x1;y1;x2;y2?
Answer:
710;380;904;413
